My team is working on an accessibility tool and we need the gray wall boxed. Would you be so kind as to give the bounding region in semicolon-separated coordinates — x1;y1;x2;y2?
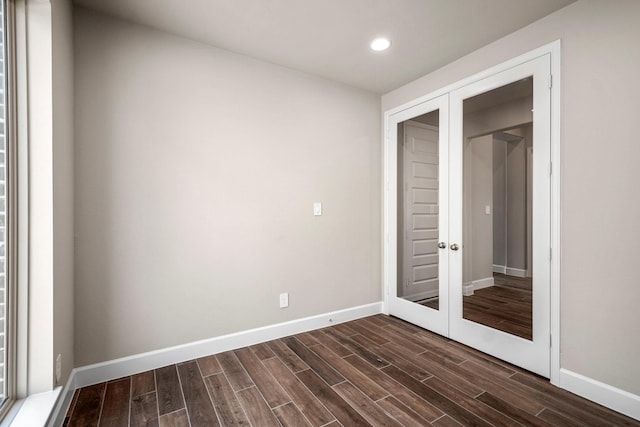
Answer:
466;135;494;283
382;0;640;396
74;9;381;365
492;139;507;268
506;136;527;271
492;130;531;274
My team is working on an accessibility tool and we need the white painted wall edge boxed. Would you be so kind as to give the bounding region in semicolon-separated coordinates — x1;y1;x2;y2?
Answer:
493;264;507;274
402;289;439;302
1;388;62;427
505;267;527;278
467;276;495;290
492;265;527;278
559;368;640;421
46;302;382;426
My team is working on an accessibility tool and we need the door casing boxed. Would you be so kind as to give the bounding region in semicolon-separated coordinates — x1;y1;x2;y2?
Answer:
382;41;561;385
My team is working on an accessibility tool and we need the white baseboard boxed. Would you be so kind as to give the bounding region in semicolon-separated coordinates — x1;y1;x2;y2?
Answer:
47;302;382;426
505;267;527;278
560;368;640;421
493;264;527;278
402;289;439;302
468;276;495;291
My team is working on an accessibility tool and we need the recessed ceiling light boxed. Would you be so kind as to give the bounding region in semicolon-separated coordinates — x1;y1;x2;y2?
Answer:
370;37;391;52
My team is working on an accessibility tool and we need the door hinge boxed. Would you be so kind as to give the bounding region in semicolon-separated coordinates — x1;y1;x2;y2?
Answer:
548;75;553;89
549;162;553;176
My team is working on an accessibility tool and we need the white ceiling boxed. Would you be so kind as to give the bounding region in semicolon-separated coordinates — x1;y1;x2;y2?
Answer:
73;0;575;94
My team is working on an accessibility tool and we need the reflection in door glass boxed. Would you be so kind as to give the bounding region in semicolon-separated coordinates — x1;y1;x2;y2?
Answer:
462;78;533;340
397;110;440;310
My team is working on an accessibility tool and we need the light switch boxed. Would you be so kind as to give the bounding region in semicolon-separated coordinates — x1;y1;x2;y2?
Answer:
485;205;491;215
313;202;322;216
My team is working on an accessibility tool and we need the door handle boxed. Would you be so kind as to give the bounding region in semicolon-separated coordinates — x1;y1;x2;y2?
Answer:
450;243;460;251
438;242;446;249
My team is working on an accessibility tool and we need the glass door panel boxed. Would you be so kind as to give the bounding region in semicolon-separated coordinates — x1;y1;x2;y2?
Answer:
449;55;551;377
387;95;449;337
461;78;533;340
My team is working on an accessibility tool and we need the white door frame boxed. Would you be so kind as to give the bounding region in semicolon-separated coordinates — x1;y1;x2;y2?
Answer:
386;96;449;337
382;40;561;385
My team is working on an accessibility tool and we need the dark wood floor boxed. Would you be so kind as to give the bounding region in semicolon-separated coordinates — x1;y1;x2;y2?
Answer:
463;274;532;340
420;274;533;340
64;314;639;427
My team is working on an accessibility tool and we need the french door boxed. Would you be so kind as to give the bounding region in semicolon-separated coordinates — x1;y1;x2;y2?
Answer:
385;54;551;377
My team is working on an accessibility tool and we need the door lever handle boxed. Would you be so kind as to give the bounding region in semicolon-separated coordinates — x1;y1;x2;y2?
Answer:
438;242;446;249
450;243;460;251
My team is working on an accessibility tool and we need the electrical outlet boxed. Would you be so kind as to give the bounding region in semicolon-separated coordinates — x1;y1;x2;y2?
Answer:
56;354;62;383
279;292;289;308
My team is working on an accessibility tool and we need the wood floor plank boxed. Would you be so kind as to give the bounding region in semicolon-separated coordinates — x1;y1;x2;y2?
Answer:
68;383;106;427
537;407;584;427
308;328;353;357
263;356;336;427
130;392;159;427
384;344;483;398
475;392;551;427
295;369;371;426
99;378;131;427
234;346;290;408
419;351;544;415
432;415;464;427
359;318;428;354
423;376;522;427
333;381;403;427
236;386;280;427
176;361;220;427
343;354;443;422
416;331;516;377
331;322;359;337
310;344;389;401
204;373;251;426
381;365;493;427
346;320;390;345
376;314;426;334
282;336;345;386
65;388;80;418
131;371;156;397
376;395;433;427
323;328;390;368
196;354;222;377
267;338;310;372
273;402;313;427
250;342;276;360
155;365;185;416
158;409;189;427
371;344;433;381
216;351;254;391
390;329;466;364
294;331;321;347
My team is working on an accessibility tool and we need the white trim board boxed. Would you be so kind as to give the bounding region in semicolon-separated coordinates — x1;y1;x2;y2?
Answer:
560;369;640;421
492;265;527;278
46;302;382;427
468;276;495;290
